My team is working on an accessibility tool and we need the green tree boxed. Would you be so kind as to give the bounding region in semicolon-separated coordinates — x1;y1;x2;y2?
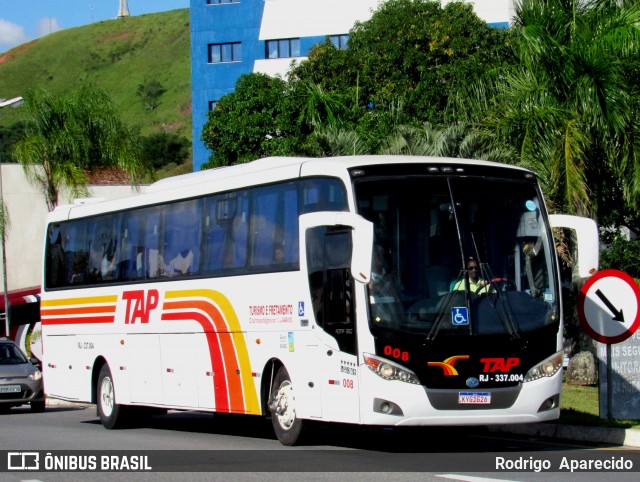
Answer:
308;124;370;157
344;0;513;124
201;73;301;168
136;80;167;111
466;0;640;220
14;85;149;211
379;122;515;161
200;2;513;164
140;131;191;169
600;234;640;279
0;122;27;163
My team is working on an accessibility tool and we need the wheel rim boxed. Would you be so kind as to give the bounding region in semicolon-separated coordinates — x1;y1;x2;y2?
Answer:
100;376;114;417
273;381;295;429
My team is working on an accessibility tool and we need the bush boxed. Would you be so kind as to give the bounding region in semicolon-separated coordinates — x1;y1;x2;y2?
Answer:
600;235;640;279
139;132;190;170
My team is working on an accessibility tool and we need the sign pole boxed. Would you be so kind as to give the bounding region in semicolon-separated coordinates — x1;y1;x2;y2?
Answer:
606;343;612;420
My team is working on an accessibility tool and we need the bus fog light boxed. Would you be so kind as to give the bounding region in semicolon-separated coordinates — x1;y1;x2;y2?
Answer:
373;398;404;416
538;395;559;412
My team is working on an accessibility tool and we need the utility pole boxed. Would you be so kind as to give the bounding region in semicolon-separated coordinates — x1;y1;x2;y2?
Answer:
0;96;23;337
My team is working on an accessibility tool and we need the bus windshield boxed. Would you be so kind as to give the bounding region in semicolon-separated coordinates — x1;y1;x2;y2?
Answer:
355;172;558;339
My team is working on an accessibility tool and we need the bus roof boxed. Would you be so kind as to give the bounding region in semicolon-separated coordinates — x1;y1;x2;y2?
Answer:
47;155;531;222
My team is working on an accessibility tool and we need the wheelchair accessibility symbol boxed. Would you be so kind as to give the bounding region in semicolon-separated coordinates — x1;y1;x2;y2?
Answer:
452;307;469;325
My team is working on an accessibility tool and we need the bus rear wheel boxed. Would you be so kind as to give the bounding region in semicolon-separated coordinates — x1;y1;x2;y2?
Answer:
270;366;303;445
97;364;128;429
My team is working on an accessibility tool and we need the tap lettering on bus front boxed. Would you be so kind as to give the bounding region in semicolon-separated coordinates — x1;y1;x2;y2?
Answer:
479;357;520;373
122;289;160;324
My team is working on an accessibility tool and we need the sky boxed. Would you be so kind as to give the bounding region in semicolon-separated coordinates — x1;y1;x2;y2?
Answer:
0;0;190;53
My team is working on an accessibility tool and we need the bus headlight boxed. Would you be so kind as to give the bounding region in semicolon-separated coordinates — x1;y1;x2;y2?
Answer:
363;353;420;384
524;350;563;382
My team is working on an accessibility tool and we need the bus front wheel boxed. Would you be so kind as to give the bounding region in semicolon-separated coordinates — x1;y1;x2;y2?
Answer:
97;364;128;429
270;366;303;445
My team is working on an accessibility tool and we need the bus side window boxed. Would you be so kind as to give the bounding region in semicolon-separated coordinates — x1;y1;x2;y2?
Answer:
232;193;249;268
118;210;144;281
46;225;66;288
301;178;348;214
251;187;279;267
64;221;90;286
163;200;202;277
143;214;161;278
203;197;225;272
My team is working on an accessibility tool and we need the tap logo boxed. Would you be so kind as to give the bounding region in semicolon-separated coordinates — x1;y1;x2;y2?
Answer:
480;357;520;373
122;289;159;324
427;355;470;376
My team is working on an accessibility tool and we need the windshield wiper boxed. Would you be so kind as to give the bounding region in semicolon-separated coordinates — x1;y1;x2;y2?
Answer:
477;262;521;339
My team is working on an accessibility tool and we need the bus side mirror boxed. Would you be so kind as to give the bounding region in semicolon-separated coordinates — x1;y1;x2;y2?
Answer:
350;217;374;284
549;214;599;278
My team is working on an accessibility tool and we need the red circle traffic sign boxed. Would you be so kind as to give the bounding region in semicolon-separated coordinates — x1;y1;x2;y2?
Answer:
577;269;640;344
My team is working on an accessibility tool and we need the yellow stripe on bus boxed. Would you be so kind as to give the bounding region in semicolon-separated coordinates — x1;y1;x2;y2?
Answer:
164;289;260;415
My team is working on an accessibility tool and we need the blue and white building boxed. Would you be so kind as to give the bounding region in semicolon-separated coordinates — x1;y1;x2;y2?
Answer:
190;0;515;171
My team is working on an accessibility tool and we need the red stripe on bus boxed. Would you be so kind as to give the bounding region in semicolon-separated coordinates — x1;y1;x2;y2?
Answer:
41;306;116;316
161;310;230;412
164;299;245;413
41;316;115;325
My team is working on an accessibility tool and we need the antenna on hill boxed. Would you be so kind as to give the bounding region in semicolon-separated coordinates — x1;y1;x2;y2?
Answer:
117;0;130;18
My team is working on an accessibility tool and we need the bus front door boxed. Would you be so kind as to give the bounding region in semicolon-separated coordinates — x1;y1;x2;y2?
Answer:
304;216;363;423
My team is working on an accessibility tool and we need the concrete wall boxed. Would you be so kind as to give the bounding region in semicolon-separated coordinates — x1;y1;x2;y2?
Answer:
0;164;148;292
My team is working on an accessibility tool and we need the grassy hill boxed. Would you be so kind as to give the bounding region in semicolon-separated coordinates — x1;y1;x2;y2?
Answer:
0;8;192;173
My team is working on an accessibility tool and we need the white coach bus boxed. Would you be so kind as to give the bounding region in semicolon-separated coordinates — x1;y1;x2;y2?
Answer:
40;155;598;445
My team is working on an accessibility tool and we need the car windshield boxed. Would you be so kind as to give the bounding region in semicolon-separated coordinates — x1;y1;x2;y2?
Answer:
355;171;558;339
0;343;28;365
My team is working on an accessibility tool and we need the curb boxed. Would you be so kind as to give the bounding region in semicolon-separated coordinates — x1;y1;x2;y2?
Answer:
45;397;92;409
488;423;640;448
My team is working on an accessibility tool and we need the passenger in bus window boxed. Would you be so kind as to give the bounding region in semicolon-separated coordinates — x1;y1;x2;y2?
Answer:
69;252;88;285
100;240;118;280
273;246;285;264
166;248;194;275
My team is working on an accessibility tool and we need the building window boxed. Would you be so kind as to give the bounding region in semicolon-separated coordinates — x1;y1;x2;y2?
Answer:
208;100;218;111
209;42;241;63
266;38;300;59
207;0;239;4
330;35;349;50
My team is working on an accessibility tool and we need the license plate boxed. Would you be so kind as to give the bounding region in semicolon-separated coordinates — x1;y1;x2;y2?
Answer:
458;392;491;404
0;385;21;394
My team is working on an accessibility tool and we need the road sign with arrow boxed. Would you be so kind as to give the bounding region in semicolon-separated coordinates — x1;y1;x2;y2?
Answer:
577;269;640;344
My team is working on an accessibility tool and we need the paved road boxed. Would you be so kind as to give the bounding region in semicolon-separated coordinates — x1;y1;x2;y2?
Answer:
1;403;639;481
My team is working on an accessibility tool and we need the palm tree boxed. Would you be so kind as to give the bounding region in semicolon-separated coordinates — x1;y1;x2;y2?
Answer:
309;124;370;156
477;0;640;218
14;85;149;211
379;122;516;162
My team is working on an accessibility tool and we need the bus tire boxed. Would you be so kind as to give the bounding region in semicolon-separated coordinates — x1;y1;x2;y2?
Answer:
270;366;303;445
97;364;127;429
